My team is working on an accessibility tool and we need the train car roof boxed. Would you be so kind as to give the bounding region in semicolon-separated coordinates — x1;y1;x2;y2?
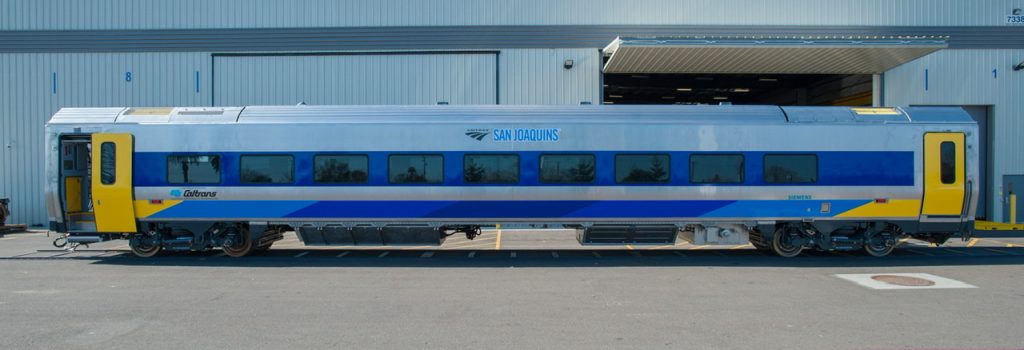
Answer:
46;105;975;125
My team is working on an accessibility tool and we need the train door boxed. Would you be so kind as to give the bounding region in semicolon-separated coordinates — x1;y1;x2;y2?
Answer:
90;133;138;232
921;132;966;220
59;136;94;231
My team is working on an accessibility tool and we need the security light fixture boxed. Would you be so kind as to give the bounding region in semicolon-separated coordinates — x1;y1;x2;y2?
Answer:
1013;8;1022;15
713;96;728;100
676;88;692;92
563;59;574;69
732;88;750;93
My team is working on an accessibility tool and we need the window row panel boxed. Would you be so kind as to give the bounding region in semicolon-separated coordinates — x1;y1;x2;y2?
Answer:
162;153;819;185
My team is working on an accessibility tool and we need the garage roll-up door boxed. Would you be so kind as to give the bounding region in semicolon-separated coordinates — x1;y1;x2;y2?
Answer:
603;36;946;74
214;52;497;106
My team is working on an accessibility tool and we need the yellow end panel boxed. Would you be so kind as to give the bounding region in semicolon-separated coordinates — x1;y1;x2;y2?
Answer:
921;133;966;216
837;200;921;218
65;176;82;213
91;133;138;232
133;199;183;219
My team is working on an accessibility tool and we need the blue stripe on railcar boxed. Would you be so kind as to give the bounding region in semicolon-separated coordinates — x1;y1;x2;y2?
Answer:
133;150;913;187
145;199;874;219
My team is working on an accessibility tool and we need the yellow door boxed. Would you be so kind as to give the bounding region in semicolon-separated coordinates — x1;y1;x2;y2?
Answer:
921;133;965;216
91;133;138;232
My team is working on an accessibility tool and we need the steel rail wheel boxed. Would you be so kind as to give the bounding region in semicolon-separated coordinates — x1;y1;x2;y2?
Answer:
222;226;254;258
770;226;804;258
129;235;162;258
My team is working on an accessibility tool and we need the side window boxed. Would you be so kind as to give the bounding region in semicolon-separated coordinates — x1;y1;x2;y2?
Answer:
100;142;116;185
464;154;519;184
389;154;443;184
167;155;221;184
764;154;817;184
240;155;294;184
940;141;956;184
540;154;595;183
615;154;670;183
314;155;369;183
690;154;743;184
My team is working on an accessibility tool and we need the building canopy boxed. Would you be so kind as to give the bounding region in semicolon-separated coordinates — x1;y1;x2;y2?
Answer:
602;36;947;74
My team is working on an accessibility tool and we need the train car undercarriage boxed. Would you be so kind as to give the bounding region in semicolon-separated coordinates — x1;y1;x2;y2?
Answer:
49;219;964;258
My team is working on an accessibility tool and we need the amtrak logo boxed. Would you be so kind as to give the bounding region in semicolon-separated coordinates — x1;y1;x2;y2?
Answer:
169;189;217;198
465;129;491;141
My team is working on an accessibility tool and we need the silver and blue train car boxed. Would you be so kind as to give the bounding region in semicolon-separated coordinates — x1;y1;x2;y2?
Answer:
44;105;978;257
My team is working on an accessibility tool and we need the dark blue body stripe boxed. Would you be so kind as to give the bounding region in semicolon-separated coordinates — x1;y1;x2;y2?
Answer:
146;199;873;219
134;151;914;187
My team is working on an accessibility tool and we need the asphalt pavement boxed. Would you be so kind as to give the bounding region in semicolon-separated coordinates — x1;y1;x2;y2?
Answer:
1;229;1023;350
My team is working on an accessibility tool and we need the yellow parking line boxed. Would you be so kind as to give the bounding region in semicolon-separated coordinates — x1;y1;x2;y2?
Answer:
730;243;753;250
689;244;709;250
495;224;502;250
966;238;978;247
625;244;635;250
650;244;675;250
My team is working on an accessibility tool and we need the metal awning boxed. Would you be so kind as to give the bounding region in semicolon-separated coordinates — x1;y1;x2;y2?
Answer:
602;36;947;74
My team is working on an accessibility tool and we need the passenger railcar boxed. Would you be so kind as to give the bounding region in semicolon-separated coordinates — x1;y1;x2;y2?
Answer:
44;105;978;258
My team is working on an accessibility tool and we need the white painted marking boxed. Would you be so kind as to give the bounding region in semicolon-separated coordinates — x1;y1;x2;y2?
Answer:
213;252;226;258
672;251;686;257
336;251;350;258
421;251;434;258
551;251;559;258
834;273;977;290
377;251;390;258
510;251;517;258
294;252;309;258
467;252;476;258
591;251;601;258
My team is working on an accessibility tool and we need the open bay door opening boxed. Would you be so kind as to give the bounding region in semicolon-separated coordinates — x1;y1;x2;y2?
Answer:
601;36;946;106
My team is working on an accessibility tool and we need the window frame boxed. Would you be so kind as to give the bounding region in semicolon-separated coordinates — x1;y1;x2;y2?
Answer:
387;153;445;185
538;153;597;184
762;153;819;184
462;153;520;184
614;153;671;184
166;154;222;185
688;153;745;184
239;154;296;185
939;141;956;184
313;153;370;184
100;142;116;185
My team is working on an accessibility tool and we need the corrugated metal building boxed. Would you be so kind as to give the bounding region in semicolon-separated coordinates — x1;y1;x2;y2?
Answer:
1;0;1023;225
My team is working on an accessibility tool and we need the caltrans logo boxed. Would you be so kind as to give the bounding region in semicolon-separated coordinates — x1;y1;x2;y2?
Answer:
169;189;217;198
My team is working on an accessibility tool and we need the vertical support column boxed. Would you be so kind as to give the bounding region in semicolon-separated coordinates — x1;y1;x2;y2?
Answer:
872;73;884;107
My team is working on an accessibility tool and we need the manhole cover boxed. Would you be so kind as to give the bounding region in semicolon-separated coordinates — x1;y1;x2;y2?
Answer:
870;274;935;287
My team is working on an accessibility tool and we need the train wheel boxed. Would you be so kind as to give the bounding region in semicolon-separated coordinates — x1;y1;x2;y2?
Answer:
222;227;253;258
129;235;162;258
863;230;896;257
770;226;804;258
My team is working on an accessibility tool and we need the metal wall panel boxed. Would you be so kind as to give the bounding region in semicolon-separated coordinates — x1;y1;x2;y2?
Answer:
4;26;1023;53
885;49;1024;222
2;0;1019;30
499;49;601;105
0;52;210;225
212;53;498;106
